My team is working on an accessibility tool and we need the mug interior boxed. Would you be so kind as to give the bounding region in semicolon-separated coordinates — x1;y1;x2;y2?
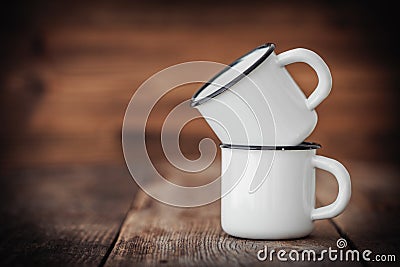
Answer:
191;43;275;107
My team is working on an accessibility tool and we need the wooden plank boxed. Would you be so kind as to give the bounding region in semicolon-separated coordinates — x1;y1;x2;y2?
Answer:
0;165;135;266
105;162;352;266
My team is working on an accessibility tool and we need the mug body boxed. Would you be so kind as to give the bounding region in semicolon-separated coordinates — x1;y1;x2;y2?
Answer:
192;44;317;146
247;51;318;145
194;89;273;146
220;144;318;239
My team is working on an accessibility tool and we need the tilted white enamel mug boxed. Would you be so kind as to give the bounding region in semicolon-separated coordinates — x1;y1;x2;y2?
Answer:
191;43;332;146
220;142;351;239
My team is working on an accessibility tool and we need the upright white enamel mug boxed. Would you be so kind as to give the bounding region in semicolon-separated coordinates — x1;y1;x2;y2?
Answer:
220;142;351;239
191;43;332;146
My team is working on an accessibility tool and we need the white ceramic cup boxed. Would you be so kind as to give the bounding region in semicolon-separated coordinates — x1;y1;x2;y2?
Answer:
191;43;332;146
220;142;351;239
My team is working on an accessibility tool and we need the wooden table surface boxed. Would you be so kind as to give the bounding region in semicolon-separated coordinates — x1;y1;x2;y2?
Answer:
0;1;398;266
0;160;399;266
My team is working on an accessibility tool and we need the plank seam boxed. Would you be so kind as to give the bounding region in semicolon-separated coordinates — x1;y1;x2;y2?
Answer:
98;198;134;267
329;219;370;267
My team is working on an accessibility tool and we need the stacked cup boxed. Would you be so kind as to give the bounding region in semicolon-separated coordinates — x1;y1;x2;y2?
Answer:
190;43;351;240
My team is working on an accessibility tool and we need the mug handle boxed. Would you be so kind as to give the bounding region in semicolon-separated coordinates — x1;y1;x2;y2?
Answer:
276;48;332;110
311;155;351;220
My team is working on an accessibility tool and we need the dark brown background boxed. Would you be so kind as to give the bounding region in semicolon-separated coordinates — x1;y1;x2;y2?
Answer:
0;0;399;266
0;0;399;167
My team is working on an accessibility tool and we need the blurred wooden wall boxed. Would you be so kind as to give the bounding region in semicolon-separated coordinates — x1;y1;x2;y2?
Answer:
0;1;398;168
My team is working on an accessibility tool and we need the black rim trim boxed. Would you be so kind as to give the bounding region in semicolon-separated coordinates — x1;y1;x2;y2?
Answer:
190;43;275;107
220;142;321;151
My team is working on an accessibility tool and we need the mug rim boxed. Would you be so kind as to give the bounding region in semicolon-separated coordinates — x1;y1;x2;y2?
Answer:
190;43;275;107
220;141;321;150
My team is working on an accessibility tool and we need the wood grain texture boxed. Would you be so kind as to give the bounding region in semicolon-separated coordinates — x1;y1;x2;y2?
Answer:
0;165;135;266
105;162;360;267
106;192;346;267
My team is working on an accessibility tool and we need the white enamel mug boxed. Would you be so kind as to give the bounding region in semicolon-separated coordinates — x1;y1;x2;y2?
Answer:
191;43;332;146
220;142;351;239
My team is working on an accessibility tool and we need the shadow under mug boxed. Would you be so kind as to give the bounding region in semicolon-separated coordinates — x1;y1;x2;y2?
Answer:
220;142;351;240
191;43;332;146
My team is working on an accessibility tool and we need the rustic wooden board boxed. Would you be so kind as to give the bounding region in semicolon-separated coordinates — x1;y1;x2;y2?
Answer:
105;192;347;266
0;165;135;266
105;162;360;267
